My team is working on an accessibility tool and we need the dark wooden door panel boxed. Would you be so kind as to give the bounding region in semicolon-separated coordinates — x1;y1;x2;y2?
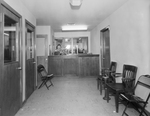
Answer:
2;63;20;116
0;2;22;116
26;59;35;99
25;21;36;100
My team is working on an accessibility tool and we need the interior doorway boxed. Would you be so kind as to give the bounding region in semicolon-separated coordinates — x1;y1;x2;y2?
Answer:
25;20;36;100
36;35;48;83
100;28;111;71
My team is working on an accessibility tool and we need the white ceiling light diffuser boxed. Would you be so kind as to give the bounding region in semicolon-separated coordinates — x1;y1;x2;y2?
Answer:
70;0;82;6
62;25;87;31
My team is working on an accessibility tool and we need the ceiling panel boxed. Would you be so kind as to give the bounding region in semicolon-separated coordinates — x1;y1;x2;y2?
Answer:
20;0;128;32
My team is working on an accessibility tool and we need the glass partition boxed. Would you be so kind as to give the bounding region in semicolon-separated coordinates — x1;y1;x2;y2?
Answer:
54;37;88;55
4;15;19;63
27;29;34;59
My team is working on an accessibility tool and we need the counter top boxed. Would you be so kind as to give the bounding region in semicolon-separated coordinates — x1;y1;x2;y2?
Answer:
49;54;99;57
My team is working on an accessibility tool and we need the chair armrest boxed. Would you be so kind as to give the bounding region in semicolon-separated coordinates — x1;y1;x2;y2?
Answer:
104;70;114;73
101;68;109;74
101;68;109;70
111;73;122;78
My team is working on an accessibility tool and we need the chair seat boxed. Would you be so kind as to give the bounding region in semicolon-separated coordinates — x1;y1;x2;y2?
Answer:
120;94;145;103
106;83;125;91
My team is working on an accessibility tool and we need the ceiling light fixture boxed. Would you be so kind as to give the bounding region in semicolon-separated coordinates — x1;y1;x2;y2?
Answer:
70;0;82;6
62;25;87;31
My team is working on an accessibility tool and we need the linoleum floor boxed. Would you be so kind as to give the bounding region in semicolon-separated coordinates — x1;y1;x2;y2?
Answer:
15;76;138;116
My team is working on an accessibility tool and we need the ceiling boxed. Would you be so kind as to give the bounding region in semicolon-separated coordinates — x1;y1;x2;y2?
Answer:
20;0;128;32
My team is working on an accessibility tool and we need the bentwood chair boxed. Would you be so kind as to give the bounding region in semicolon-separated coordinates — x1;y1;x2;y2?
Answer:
106;64;137;113
97;61;117;95
121;75;150;116
37;64;54;90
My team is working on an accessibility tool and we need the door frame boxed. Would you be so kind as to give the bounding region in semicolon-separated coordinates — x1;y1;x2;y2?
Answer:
25;20;36;99
100;27;111;72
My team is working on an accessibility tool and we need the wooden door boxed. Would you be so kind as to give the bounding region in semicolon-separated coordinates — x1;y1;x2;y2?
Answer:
100;28;110;71
0;3;22;116
25;21;36;100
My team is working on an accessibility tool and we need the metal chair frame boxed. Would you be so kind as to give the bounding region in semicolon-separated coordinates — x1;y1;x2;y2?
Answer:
106;64;137;113
97;61;117;95
121;75;150;116
37;64;54;90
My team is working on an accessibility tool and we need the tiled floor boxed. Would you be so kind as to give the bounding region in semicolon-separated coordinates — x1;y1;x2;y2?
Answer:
15;76;138;116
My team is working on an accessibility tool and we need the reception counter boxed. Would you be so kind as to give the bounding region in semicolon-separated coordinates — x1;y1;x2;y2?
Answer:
48;54;99;77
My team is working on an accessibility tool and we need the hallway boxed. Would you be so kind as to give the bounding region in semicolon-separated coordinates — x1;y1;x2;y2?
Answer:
15;76;138;116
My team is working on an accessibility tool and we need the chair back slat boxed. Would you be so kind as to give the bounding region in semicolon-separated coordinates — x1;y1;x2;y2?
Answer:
122;65;137;78
122;65;137;90
109;62;117;72
108;61;117;83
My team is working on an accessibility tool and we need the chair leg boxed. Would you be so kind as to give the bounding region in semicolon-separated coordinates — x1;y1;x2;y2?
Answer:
49;79;54;86
122;101;129;116
139;105;147;116
97;78;100;90
99;79;103;95
45;83;49;90
106;87;109;103
103;87;110;100
38;81;45;89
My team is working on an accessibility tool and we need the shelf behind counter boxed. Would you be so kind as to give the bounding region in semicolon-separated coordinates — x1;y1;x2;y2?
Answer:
48;54;99;77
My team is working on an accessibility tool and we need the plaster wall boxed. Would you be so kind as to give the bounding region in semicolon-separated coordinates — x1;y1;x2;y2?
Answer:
91;0;150;79
36;26;53;55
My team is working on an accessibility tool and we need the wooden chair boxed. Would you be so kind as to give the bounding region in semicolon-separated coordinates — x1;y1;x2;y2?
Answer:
97;61;117;96
106;64;137;113
121;75;150;116
37;64;54;90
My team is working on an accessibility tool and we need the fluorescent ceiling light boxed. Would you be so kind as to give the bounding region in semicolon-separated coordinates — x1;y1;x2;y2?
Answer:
62;25;87;31
70;0;82;6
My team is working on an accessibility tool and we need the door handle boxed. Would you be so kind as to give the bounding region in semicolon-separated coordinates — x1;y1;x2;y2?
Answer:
33;62;36;64
17;67;22;70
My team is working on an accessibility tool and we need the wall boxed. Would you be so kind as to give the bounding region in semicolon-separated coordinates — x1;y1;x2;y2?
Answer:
36;26;53;55
54;31;91;53
3;0;36;102
91;0;150;80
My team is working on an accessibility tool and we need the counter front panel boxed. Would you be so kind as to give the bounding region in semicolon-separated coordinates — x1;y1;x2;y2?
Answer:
48;54;99;77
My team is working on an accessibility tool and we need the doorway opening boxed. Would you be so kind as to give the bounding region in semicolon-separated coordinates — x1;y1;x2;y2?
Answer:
100;28;111;71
